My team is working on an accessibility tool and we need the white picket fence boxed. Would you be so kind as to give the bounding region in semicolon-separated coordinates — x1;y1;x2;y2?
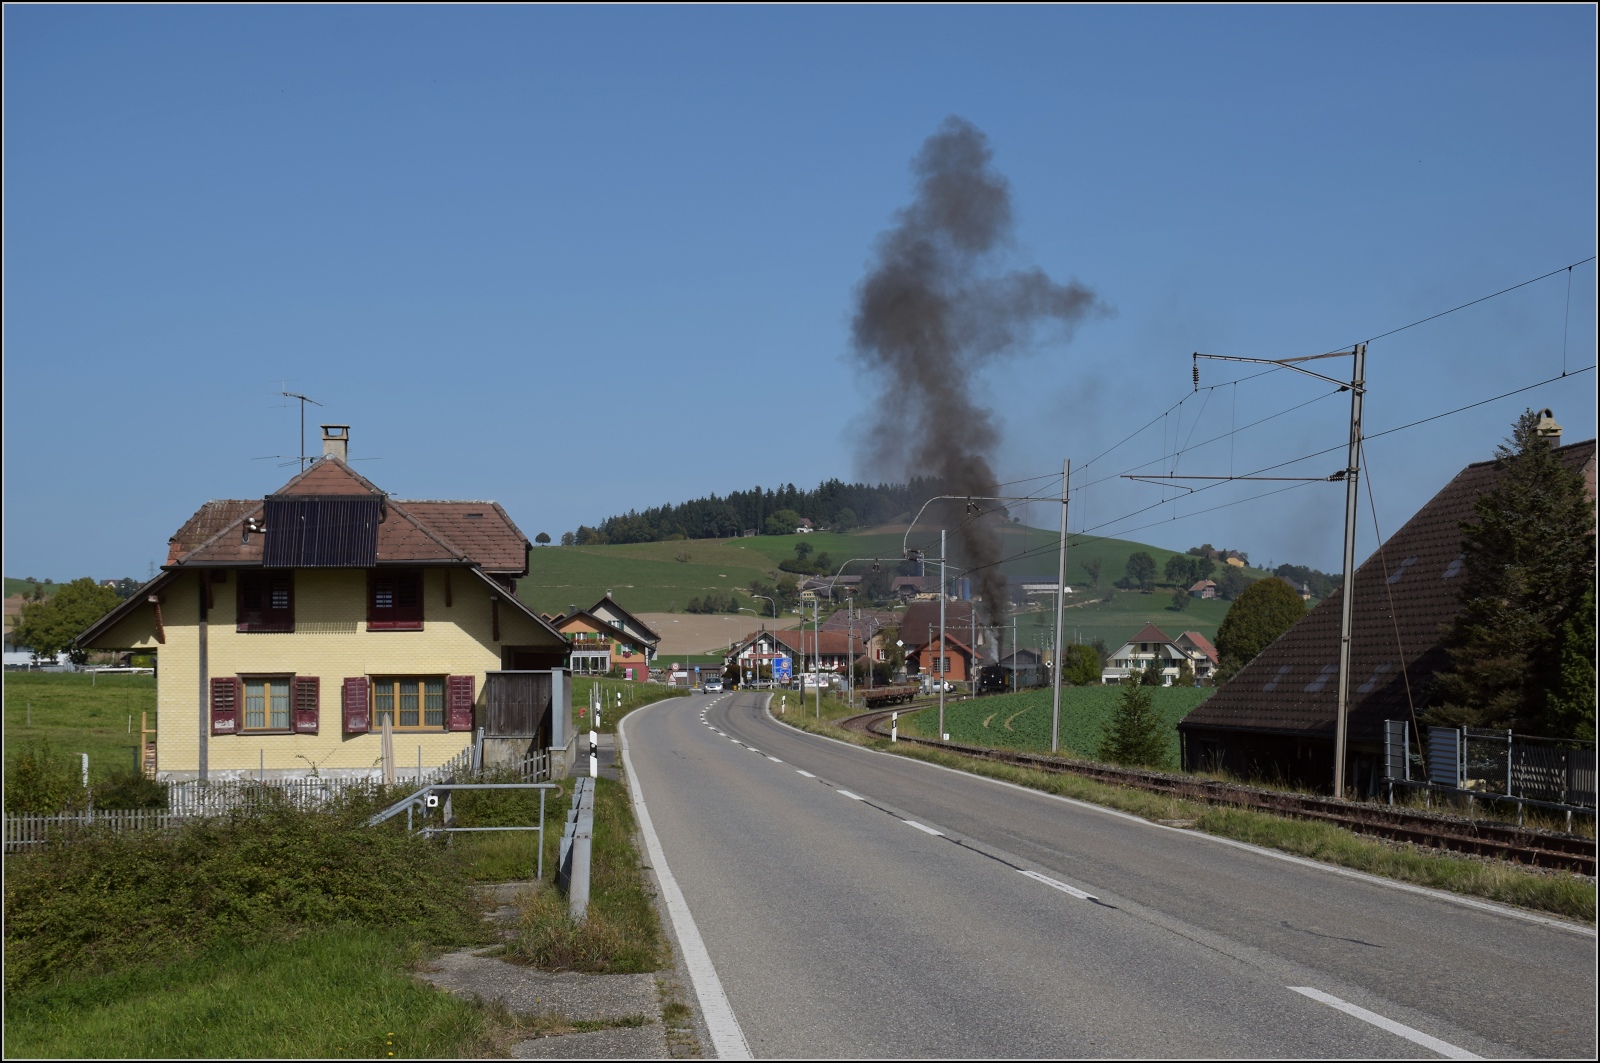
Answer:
5;735;531;850
5;809;190;852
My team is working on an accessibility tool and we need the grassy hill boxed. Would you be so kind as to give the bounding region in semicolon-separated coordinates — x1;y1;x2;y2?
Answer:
517;525;1280;650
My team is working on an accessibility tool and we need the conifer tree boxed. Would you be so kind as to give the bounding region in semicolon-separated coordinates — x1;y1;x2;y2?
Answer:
1100;682;1170;768
1427;410;1594;737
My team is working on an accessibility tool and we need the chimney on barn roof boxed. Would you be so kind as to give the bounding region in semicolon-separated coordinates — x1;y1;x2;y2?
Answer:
321;425;349;462
1535;409;1562;448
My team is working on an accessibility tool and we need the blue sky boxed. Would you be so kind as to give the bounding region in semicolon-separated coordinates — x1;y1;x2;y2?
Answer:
4;5;1594;582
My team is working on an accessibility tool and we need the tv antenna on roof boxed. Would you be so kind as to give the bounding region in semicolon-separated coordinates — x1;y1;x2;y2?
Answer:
279;387;324;471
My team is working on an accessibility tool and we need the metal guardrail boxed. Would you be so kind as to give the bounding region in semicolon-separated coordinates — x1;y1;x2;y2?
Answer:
559;776;595;922
365;780;558;882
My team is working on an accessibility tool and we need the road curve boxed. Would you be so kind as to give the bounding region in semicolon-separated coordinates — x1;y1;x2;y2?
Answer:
621;692;1595;1059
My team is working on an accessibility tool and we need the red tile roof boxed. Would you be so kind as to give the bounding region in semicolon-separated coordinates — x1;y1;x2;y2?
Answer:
163;456;529;574
1177;630;1219;665
1125;622;1176;647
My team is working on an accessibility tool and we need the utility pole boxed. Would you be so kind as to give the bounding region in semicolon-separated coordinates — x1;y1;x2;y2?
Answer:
1163;347;1368;795
1051;459;1069;753
939;529;947;740
1332;343;1367;799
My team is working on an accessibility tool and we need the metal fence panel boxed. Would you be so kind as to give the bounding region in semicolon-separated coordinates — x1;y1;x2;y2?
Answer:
1427;726;1462;788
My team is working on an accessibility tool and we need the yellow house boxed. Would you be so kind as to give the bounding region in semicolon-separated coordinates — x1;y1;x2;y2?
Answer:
79;426;570;782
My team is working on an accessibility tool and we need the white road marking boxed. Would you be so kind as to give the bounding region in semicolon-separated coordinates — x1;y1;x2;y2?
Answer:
618;705;752;1059
904;820;942;836
767;756;782;763
763;704;1595;937
796;770;816;778
1288;987;1481;1060
837;789;864;800
1018;868;1098;902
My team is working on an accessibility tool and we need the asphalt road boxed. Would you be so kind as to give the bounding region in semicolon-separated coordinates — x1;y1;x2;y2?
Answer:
621;692;1596;1059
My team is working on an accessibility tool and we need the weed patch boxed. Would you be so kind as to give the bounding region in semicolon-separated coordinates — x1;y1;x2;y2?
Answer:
505;776;666;973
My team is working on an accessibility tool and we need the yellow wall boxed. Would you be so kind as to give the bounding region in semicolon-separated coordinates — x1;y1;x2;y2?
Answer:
118;568;559;779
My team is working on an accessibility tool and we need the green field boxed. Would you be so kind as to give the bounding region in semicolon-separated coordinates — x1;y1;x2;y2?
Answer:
518;525;1272;648
903;685;1214;767
5;576;69;599
3;672;155;783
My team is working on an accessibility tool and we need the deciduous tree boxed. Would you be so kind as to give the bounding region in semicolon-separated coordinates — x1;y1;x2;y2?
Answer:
14;577;121;662
1214;577;1305;683
1124;552;1156;591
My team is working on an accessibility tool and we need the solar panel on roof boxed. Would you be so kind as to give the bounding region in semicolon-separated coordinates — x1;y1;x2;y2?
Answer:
262;495;381;567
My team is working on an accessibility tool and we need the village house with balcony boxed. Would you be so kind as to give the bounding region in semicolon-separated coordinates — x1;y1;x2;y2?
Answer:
547;595;660;679
1100;623;1219;686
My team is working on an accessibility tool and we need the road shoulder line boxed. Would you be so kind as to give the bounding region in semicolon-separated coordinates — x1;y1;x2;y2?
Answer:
619;698;753;1059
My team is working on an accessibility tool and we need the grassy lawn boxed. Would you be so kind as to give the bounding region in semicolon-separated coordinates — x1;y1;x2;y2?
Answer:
768;692;1595;923
3;928;495;1059
571;676;688;733
904;685;1213;766
4;672;155;783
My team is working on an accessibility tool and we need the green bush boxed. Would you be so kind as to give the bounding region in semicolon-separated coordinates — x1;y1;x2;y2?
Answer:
91;770;168;810
3;798;484;991
4;738;88;813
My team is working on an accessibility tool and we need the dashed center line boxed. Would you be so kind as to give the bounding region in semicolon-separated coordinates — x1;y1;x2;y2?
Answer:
1288;987;1482;1060
796;770;816;778
767;756;782;763
837;789;864;800
1018;868;1098;902
904;820;942;836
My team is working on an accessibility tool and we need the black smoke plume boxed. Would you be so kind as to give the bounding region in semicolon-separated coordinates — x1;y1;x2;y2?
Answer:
852;116;1108;630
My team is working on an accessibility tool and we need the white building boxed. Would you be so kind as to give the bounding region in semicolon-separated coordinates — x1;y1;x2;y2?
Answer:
1100;623;1219;686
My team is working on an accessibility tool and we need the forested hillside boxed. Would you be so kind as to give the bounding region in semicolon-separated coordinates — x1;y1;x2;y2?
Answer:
569;476;962;545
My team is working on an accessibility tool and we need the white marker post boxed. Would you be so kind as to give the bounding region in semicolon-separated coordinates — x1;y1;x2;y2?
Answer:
590;728;599;778
891;711;898;742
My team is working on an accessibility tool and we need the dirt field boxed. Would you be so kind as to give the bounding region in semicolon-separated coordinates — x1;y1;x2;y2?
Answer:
638;612;800;657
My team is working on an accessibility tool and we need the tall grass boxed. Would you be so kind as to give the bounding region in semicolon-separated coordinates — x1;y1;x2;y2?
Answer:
505;776;666;973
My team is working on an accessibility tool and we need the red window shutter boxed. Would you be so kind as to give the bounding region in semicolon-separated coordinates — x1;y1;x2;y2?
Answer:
368;570;423;630
293;675;320;734
210;676;240;734
342;677;370;734
446;675;475;732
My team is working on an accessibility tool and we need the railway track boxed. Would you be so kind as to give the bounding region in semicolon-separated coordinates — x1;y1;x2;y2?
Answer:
835;707;1596;876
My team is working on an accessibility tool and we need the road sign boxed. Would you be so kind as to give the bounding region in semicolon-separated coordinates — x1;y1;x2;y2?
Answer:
773;656;792;681
800;591;816;602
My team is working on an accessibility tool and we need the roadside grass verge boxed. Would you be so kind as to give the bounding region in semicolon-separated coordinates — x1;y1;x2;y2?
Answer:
769;697;1597;923
572;676;688;734
504;775;666;973
1;928;495;1059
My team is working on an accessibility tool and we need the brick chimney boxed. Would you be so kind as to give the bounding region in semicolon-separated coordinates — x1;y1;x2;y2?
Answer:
321;424;350;461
